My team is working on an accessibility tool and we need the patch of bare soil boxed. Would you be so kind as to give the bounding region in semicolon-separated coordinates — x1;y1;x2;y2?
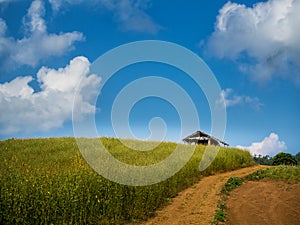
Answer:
132;166;264;225
226;180;300;225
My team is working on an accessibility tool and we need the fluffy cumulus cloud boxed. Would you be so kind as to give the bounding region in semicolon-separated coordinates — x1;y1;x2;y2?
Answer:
207;0;300;84
218;88;263;110
0;56;101;135
0;0;83;69
48;0;161;34
237;133;287;156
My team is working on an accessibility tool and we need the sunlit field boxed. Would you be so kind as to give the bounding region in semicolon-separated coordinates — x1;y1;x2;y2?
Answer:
0;137;253;224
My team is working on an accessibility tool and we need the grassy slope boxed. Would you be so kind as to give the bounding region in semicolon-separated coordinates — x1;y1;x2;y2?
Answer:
0;137;254;225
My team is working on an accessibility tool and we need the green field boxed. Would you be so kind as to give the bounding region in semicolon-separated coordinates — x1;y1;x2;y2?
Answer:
0;137;254;225
245;165;300;181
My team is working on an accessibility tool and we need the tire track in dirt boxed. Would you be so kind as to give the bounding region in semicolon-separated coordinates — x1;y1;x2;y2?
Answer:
134;165;265;225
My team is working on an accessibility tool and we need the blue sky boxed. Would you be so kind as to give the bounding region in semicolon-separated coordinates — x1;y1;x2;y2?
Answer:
0;0;299;156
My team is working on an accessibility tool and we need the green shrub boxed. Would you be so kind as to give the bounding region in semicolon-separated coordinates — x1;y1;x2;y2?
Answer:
221;177;244;195
213;209;226;223
272;152;297;166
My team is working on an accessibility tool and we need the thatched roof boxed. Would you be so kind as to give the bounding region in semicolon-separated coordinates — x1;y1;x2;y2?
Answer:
182;130;229;146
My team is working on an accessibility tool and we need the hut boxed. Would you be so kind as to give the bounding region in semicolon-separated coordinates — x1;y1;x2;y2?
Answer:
182;130;229;147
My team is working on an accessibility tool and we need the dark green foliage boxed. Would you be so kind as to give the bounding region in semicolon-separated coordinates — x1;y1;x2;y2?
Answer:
213;209;226;223
221;177;244;195
253;154;273;165
212;177;243;224
295;152;300;164
253;152;300;166
0;137;253;225
272;152;297;166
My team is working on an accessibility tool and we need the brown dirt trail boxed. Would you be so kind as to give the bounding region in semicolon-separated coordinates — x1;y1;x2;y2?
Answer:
226;180;300;225
134;165;265;225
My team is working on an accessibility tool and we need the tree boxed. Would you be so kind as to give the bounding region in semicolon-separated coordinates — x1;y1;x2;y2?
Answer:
253;154;273;165
272;152;297;166
295;152;300;164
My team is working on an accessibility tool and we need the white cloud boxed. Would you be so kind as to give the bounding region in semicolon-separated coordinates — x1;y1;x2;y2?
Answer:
112;0;161;34
48;0;84;11
0;18;7;37
0;0;17;3
237;133;287;156
23;0;46;33
218;88;263;110
207;0;300;84
0;0;84;69
48;0;161;34
0;56;101;135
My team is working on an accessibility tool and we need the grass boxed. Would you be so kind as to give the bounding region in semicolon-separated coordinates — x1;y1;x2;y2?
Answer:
220;177;244;195
212;165;300;224
0;137;254;225
212;177;244;225
245;165;300;181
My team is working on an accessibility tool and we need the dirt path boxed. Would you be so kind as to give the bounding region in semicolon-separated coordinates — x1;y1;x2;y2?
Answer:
226;180;300;225
136;165;264;225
